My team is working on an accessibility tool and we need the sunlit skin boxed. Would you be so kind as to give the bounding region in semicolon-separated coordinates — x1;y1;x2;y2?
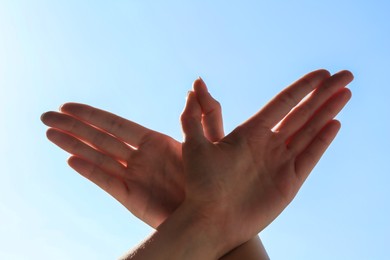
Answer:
41;79;268;259
41;79;225;228
113;69;353;260
178;69;353;256
42;69;353;259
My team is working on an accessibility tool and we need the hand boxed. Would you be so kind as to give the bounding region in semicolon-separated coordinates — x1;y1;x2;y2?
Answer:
40;78;223;228
180;70;353;252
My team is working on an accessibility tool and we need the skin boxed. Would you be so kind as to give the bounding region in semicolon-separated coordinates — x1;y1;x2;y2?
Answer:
41;78;268;259
41;69;353;259
176;69;353;257
115;69;353;259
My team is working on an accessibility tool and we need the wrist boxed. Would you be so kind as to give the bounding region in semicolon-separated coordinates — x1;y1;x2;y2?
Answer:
122;200;227;260
173;199;240;258
157;200;225;259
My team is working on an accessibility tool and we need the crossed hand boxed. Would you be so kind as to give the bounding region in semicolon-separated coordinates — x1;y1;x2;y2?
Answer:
41;69;353;258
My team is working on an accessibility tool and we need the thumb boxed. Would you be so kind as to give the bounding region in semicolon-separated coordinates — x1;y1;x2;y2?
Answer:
181;91;206;143
193;77;224;142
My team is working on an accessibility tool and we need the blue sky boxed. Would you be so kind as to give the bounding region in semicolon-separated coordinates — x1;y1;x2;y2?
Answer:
1;1;389;259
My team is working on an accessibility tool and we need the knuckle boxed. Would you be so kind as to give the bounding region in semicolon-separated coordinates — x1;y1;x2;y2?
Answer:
324;104;335;115
104;176;114;191
85;163;98;178
109;118;124;132
279;90;297;107
69;138;82;153
213;100;221;110
91;132;106;147
317;132;331;146
180;112;189;123
180;113;194;128
66;118;78;133
94;153;107;167
305;125;317;137
204;100;221;116
300;77;314;91
181;110;197;121
296;104;311;118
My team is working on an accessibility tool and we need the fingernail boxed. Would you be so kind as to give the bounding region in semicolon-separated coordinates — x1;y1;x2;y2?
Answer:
197;77;208;92
198;76;206;85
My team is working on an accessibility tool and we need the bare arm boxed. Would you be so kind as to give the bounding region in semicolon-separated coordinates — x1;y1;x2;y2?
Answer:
222;236;269;260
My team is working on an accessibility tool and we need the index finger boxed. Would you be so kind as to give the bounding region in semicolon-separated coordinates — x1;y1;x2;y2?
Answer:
245;69;331;130
60;103;152;146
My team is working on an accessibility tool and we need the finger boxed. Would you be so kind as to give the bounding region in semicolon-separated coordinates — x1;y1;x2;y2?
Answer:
287;88;351;154
180;91;206;143
275;70;354;137
59;103;152;147
244;69;331;130
46;128;128;179
193;77;224;142
41;111;131;162
68;156;129;205
294;120;341;181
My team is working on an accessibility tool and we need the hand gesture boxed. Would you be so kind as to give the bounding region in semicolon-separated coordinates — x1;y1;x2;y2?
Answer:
41;78;223;228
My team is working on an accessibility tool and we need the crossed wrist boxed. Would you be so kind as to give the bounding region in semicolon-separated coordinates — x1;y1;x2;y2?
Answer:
169;199;241;259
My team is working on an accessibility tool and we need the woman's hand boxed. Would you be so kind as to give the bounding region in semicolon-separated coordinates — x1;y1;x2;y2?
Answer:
180;70;353;253
41;78;223;229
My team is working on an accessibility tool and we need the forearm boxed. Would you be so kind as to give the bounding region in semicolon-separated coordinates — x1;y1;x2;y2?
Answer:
120;202;226;260
220;236;269;260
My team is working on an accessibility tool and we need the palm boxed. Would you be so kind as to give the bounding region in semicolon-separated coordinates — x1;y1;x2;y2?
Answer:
42;105;184;228
181;70;353;243
121;132;184;227
218;127;310;236
41;80;223;229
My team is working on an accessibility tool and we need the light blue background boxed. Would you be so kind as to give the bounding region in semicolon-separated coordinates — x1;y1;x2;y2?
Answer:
1;1;389;259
